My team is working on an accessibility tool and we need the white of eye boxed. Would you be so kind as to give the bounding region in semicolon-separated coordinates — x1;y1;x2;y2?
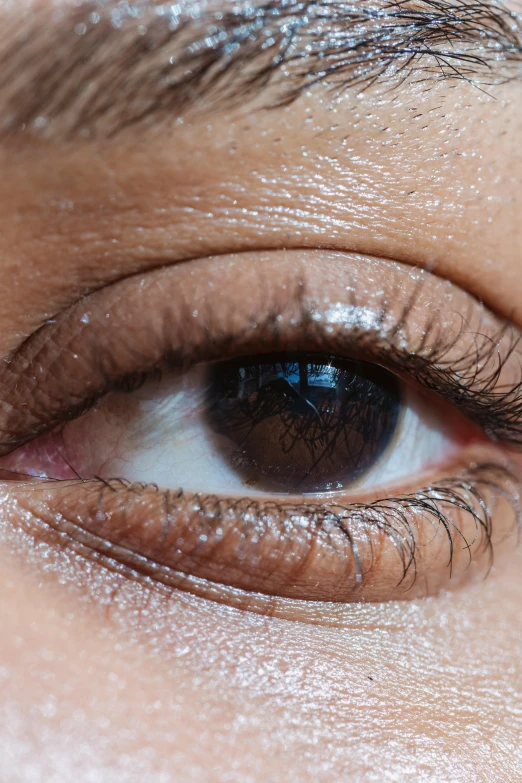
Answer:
60;364;456;496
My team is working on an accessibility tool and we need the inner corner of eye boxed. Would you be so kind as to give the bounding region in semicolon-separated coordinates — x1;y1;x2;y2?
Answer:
0;351;479;496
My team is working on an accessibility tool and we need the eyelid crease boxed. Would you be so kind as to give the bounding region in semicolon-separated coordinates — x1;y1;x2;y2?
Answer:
0;252;520;456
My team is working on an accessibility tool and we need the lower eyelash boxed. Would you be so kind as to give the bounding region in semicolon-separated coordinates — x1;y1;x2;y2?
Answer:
8;462;520;607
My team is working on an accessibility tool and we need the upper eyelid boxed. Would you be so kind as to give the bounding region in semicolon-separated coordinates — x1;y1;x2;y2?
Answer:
0;252;520;453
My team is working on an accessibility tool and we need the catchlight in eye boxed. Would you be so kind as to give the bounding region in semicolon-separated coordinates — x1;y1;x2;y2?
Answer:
204;354;402;493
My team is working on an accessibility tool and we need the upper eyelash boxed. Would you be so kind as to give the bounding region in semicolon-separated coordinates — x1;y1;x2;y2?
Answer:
104;284;522;447
287;288;522;446
0;273;520;455
362;318;522;446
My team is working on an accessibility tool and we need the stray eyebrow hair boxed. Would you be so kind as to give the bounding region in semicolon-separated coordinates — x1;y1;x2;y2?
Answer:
2;0;522;138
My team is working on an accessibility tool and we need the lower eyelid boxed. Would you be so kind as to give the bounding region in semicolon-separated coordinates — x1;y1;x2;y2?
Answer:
5;458;520;611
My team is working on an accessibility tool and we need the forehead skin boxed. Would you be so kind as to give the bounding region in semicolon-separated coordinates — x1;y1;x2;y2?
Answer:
0;2;522;782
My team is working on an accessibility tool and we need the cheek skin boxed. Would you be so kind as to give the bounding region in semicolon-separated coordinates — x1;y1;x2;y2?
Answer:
1;509;522;783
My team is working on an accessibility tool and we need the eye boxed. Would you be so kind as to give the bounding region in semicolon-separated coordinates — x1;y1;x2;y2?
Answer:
14;352;453;497
0;252;520;611
0;349;514;609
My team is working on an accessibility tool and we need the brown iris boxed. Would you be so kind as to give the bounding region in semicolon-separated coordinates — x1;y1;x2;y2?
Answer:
205;354;402;493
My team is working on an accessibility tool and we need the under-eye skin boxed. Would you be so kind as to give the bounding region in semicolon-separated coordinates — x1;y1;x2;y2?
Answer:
0;251;521;610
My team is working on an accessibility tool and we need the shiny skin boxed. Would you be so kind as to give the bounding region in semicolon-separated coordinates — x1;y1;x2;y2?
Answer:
0;5;522;781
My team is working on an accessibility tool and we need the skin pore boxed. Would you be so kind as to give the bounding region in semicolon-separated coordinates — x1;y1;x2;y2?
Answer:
1;1;522;781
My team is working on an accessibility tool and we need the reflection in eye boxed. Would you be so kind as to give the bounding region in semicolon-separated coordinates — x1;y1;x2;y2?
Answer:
205;355;401;493
4;352;454;497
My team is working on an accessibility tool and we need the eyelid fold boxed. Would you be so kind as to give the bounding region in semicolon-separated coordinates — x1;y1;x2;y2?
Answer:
0;250;520;456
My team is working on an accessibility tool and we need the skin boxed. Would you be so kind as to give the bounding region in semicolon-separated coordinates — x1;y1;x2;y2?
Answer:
1;4;522;782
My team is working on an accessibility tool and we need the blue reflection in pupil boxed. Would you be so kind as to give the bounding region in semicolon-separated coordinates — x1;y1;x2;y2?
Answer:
207;356;401;493
238;363;339;390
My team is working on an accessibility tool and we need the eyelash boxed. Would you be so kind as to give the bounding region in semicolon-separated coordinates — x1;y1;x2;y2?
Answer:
2;273;521;456
122;463;519;583
12;462;520;603
75;289;522;449
1;276;521;602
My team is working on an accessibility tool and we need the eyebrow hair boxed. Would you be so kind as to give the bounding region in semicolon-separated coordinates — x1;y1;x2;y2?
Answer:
2;0;521;139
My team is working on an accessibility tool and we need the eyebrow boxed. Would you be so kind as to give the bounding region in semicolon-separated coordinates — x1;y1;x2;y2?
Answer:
2;0;521;139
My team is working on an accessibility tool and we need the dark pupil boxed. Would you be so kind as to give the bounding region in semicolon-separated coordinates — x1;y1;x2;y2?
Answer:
205;354;402;493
